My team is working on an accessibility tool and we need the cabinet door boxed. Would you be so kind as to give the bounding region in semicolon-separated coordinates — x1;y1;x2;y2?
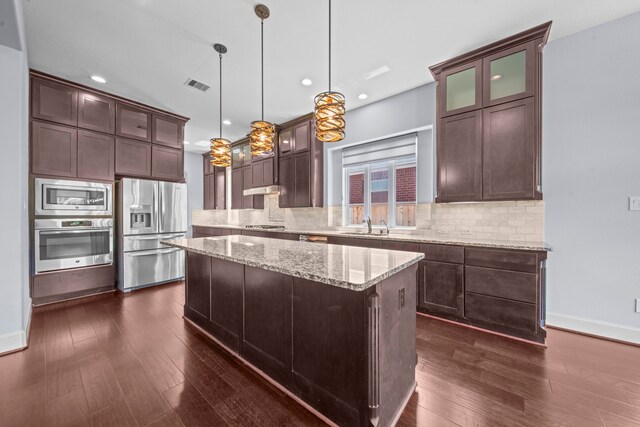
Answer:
77;130;114;181
293;121;310;152
231;167;243;209
231;145;244;169
214;167;226;210
241;166;253;209
115;138;151;177
278;156;293;208
153;114;184;148
251;161;263;188
204;173;216;210
203;153;215;175
437;110;483;202
483;41;535;107
293;152;311;207
279;127;293;157
186;252;211;322
116;103;152;142
31;78;78;126
31;121;77;178
262;157;274;185
242;144;252;165
78;91;115;134
418;261;464;317
439;60;482;117
482;97;535;200
151;145;183;181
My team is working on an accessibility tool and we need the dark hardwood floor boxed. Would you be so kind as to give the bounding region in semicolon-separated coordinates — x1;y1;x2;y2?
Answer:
1;282;639;427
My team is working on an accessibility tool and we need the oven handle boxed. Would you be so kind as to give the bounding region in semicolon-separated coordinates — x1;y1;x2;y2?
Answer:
37;228;112;235
128;248;182;257
127;234;182;240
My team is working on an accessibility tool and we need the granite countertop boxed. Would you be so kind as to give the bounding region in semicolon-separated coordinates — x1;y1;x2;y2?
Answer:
192;223;551;251
161;235;424;291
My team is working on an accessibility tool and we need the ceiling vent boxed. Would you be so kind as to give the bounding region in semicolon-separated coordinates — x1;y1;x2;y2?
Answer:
184;78;210;92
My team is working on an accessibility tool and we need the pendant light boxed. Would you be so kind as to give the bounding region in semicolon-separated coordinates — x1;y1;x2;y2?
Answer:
249;4;275;157
210;43;231;167
314;0;345;143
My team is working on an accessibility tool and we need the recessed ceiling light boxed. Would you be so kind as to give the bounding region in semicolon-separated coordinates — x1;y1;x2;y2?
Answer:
301;78;312;86
491;74;503;81
90;75;106;84
358;93;368;100
195;140;210;147
222;119;232;126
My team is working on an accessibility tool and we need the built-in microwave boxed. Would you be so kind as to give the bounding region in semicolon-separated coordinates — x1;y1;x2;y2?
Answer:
35;178;112;216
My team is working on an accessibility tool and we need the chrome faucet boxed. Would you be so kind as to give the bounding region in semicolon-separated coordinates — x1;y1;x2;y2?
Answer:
380;219;389;235
362;216;372;233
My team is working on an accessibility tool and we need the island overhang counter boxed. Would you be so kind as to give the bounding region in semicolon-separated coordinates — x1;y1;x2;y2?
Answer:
162;235;424;427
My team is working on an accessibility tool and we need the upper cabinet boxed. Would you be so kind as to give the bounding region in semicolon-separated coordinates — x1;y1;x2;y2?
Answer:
30;72;189;182
279;120;310;157
78;91;115;134
430;22;551;202
116;103;152;142
232;140;252;169
31;77;78;126
203;153;226;211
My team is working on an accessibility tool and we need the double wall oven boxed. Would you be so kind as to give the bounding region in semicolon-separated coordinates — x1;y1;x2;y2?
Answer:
33;178;114;274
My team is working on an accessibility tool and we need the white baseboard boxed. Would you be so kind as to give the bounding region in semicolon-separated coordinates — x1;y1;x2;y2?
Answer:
0;329;27;354
547;312;640;345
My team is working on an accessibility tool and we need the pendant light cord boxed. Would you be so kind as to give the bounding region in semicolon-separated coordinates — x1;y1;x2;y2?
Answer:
219;52;223;139
261;19;265;121
328;0;332;92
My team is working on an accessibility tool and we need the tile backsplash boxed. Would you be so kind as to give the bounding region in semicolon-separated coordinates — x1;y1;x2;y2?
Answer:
192;196;544;243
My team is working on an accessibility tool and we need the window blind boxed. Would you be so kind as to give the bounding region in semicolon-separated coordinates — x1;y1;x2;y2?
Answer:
341;134;417;167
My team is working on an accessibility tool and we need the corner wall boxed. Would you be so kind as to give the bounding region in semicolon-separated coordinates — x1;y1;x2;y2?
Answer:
544;12;640;343
0;0;30;353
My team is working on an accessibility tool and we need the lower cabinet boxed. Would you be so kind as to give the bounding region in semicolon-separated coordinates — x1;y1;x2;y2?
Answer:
417;260;464;317
32;265;114;305
186;252;211;322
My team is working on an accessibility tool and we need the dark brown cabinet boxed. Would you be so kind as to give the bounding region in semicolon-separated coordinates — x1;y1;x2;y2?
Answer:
231;166;262;209
231;141;251;169
203;153;215;175
203;154;226;211
278;155;293;208
418;261;464;317
204;174;216;210
116;103;152;142
251;157;274;188
437;110;483;202
115;138;152;177
151;145;183;181
78;91;115;134
186;252;211;323
279;120;310;156
152;114;184;148
483;97;535;200
31;77;78;126
77;130;114;181
214;167;226;209
31;121;78;178
430;22;550;203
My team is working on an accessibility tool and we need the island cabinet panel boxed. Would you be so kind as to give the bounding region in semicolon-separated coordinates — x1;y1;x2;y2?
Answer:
152;114;183;148
417;260;464;317
185;252;210;323
31;121;78;178
243;267;292;382
115;138;152;177
77;91;115;134
77;130;115;181
151;145;183;181
116;103;152;142
210;258;243;352
31;77;78;126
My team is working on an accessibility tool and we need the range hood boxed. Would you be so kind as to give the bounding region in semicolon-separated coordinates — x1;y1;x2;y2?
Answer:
243;185;280;196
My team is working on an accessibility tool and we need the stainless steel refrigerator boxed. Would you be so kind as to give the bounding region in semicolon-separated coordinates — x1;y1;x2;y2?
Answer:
117;178;187;292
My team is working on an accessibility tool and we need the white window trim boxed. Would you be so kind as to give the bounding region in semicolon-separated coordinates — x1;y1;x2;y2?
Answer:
343;157;417;228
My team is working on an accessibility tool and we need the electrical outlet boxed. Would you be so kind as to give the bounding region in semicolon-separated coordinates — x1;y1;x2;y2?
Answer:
636;298;640;313
629;197;640;211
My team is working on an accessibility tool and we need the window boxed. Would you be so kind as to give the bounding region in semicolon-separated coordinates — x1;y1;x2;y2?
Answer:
344;157;416;228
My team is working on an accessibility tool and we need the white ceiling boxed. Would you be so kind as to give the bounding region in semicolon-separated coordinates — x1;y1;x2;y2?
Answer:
23;0;640;153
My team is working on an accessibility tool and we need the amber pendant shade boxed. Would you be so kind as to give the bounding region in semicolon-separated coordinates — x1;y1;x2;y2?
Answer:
248;120;275;156
314;91;345;142
210;138;231;167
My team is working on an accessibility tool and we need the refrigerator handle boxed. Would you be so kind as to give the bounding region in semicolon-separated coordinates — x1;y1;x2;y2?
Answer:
159;184;164;232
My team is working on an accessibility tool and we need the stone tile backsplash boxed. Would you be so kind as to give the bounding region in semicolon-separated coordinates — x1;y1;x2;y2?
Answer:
192;195;544;243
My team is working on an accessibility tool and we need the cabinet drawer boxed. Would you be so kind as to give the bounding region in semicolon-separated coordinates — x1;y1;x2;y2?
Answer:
465;292;536;333
33;265;114;298
419;244;464;264
465;266;536;303
465;247;538;273
192;226;223;237
382;241;419;252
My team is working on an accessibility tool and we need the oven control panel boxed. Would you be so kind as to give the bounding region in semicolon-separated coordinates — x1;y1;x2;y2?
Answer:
61;220;93;227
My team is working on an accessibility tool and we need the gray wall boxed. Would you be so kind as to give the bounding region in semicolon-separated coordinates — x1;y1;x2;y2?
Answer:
184;151;203;237
324;83;436;206
0;0;30;352
544;12;640;342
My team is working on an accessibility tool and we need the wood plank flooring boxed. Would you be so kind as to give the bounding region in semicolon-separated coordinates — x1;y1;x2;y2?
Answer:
0;282;638;427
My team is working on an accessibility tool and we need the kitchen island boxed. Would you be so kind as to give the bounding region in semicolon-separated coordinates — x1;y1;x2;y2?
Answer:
162;235;424;427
